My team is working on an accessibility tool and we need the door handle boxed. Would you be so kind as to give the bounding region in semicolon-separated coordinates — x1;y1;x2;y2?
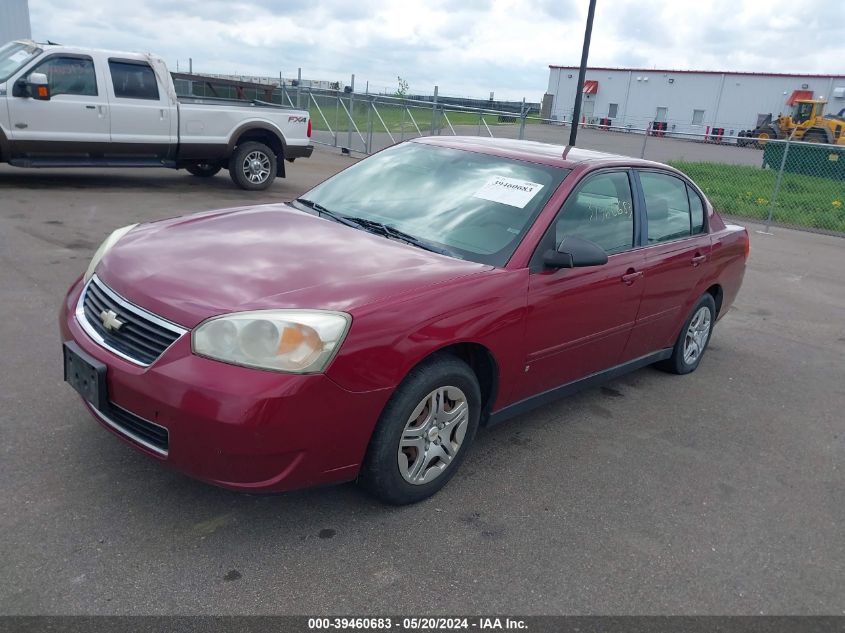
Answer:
621;269;643;285
691;253;707;267
85;105;96;109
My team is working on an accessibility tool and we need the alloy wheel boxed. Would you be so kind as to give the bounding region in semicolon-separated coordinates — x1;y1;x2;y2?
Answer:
242;151;271;184
683;306;712;365
398;386;469;485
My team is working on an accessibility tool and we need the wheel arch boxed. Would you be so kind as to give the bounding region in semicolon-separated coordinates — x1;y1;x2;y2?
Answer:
0;126;9;161
704;283;724;319
398;342;500;426
228;123;287;176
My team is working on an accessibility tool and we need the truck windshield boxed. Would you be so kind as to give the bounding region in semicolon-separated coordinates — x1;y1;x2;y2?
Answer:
297;142;570;267
0;41;41;83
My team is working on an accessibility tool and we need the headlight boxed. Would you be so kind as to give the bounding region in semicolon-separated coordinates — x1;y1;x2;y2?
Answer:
84;224;138;282
192;310;352;373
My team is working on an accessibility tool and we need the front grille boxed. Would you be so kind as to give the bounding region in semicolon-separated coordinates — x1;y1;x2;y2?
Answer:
78;276;187;366
96;403;169;455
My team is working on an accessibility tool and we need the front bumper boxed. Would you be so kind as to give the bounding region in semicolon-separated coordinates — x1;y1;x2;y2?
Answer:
59;276;390;493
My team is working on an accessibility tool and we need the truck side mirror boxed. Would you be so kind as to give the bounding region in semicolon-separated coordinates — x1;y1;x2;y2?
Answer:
28;73;51;101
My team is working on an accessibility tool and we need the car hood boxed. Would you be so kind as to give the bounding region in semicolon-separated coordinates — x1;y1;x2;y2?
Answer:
97;204;490;328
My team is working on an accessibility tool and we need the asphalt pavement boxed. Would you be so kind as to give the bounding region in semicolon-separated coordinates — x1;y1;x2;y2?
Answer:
0;149;843;615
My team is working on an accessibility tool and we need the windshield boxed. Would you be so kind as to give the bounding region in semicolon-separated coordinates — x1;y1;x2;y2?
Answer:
299;142;570;266
0;41;41;83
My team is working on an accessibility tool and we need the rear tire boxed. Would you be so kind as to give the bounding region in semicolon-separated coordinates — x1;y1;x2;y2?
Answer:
359;354;481;505
801;130;827;144
656;293;716;375
229;142;277;190
185;163;221;178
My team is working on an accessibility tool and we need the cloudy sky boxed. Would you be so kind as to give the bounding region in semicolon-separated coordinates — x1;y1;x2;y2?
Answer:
29;0;845;100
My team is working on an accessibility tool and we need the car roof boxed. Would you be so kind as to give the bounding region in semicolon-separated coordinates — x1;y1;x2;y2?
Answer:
412;135;665;170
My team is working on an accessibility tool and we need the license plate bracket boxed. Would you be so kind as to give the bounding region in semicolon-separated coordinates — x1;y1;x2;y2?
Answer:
63;341;108;411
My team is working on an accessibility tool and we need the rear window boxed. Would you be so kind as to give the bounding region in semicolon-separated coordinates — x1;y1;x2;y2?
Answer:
109;60;159;100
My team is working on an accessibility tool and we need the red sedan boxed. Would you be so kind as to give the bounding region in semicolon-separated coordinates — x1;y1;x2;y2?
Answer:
60;137;749;504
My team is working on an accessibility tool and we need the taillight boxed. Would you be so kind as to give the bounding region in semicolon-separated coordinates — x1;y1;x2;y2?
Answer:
307;118;312;138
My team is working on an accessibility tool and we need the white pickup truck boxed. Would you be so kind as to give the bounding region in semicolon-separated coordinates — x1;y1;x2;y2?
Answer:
0;40;313;190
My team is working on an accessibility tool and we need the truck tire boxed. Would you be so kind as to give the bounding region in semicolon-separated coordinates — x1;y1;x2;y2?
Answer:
186;163;222;178
754;126;777;149
229;142;277;190
801;130;827;144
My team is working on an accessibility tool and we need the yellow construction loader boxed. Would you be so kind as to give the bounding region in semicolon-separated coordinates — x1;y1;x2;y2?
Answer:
738;100;845;147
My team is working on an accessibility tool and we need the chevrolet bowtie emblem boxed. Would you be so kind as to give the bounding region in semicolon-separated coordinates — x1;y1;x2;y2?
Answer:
99;309;124;332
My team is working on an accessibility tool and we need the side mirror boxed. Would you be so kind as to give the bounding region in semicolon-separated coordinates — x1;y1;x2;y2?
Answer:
28;72;51;100
543;236;608;269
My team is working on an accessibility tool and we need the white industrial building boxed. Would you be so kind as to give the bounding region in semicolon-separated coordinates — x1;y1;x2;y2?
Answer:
546;65;845;136
0;0;31;44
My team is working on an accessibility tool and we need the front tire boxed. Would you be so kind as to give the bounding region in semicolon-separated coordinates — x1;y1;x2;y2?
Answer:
657;293;716;375
754;126;776;148
229;142;277;190
360;355;481;505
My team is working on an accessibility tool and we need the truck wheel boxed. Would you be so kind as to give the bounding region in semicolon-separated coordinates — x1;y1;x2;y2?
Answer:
754;126;776;149
185;163;221;178
801;130;827;144
359;354;481;505
229;142;277;190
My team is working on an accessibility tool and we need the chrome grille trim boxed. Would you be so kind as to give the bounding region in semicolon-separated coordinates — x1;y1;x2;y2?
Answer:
75;275;188;367
89;403;169;457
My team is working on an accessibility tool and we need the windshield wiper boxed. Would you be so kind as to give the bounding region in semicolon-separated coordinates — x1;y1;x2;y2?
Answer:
293;198;363;230
295;198;449;256
344;217;451;255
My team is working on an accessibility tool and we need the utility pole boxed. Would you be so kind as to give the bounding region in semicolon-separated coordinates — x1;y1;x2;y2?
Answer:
569;0;598;147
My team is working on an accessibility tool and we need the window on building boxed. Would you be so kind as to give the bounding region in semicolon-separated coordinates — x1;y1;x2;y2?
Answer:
692;109;705;125
109;60;160;100
608;103;619;119
31;56;97;97
655;107;668;122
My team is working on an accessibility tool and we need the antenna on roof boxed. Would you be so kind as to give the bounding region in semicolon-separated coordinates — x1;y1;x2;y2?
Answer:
562;145;573;159
46;41;62;45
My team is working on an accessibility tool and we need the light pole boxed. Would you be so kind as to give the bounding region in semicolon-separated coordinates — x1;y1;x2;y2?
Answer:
569;0;598;147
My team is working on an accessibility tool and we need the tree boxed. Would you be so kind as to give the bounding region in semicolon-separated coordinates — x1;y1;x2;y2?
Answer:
395;76;409;98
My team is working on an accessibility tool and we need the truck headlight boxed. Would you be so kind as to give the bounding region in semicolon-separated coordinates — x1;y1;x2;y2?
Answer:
84;224;138;282
192;310;352;373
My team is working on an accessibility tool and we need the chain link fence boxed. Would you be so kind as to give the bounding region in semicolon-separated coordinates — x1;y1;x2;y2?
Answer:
667;137;845;235
173;76;845;236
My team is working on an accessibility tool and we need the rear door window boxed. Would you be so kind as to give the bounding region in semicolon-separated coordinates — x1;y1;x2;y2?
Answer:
688;186;706;234
109;60;160;100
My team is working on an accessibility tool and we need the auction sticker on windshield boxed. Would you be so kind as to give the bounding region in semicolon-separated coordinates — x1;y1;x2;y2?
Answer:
473;176;544;209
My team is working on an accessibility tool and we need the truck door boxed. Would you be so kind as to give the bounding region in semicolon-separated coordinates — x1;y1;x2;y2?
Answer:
6;53;110;157
105;58;175;159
